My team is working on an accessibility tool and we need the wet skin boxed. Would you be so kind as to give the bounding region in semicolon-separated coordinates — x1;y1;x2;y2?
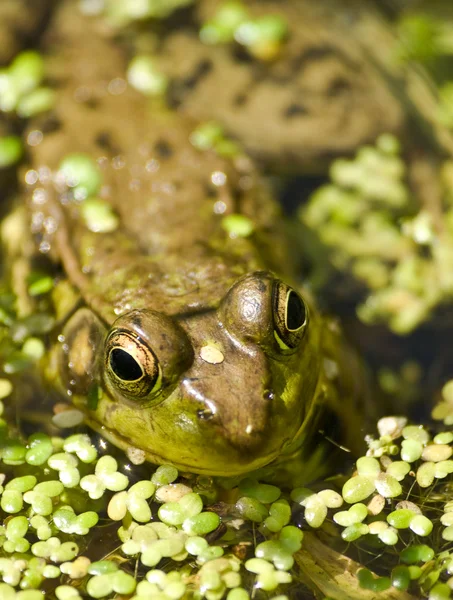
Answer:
11;0;368;481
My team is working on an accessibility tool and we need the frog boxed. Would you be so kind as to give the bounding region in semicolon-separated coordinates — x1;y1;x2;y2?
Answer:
146;0;448;175
4;0;370;483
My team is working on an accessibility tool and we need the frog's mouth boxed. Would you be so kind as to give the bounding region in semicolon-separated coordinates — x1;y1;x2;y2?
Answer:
83;414;282;477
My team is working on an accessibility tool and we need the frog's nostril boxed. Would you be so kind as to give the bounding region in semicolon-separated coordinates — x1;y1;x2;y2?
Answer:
263;389;275;401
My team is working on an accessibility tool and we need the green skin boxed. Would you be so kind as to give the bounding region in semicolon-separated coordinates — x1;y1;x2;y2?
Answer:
17;1;368;482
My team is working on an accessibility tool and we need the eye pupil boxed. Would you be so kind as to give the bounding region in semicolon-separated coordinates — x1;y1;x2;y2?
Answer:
110;348;143;381
286;291;305;331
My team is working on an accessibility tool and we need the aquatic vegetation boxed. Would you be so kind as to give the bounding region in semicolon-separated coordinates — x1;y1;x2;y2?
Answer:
189;122;242;159
2;3;453;599
199;1;288;61
0;282;451;599
1;357;453;598
0;51;54;118
127;56;168;97
300;134;453;334
0;50;55;169
79;0;195;26
0;401;302;598
292;395;453;599
397;13;453;64
0;137;22;169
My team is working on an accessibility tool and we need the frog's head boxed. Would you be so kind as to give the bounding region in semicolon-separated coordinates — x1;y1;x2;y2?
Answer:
59;272;324;476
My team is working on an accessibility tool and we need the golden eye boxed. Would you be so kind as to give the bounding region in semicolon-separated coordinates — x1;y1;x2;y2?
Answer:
273;281;308;351
105;330;162;398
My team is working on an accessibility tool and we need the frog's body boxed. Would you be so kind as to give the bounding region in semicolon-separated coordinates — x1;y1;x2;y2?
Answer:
4;0;371;483
159;0;406;174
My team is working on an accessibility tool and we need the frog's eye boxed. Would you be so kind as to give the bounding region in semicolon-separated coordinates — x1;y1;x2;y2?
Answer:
105;330;162;398
272;282;308;351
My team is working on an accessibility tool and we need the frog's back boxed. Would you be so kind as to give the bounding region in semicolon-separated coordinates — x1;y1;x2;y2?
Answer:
159;0;406;173
25;0;293;324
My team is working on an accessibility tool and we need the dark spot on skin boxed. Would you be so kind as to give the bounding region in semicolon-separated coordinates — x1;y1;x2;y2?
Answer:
292;46;336;69
284;103;308;119
45;75;66;89
166;59;213;108
39;115;62;134
250;63;268;83
256;280;267;294
95;131;119;154
190;59;213;86
85;97;100;110
290;45;360;75
166;86;182;109
155;139;173;159
233;93;248;107
232;45;254;64
204;183;218;199
131;314;144;330
327;77;351;96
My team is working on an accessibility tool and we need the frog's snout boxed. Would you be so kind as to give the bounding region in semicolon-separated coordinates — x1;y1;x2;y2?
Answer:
181;353;274;455
211;388;273;453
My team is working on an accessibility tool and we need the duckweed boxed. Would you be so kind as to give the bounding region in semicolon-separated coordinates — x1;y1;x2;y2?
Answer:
55;586;81;600
0;379;12;399
342;475;376;504
374;473;402;497
127;55;168;96
25;433;54;466
400;545;435;564
255;540;294;570
333;503;368;526
182;511;220;536
16;87;55;118
264;499;291;532
81;198;119;234
0;136;23;169
300;493;327;528
236;496;268;523
63;434;97;463
299;133;453;333
97;0;194;26
416;461;436;487
222;214;255;238
151;465;179;486
391;565;411;590
410;514;433;536
190;121;242;158
200;2;248;45
386;460;410;481
342;523;369;542
200;1;288;61
0;51;54;119
401;438;424;462
86;571;136;598
357;569;391;593
1;340;453;598
58;153;102;200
